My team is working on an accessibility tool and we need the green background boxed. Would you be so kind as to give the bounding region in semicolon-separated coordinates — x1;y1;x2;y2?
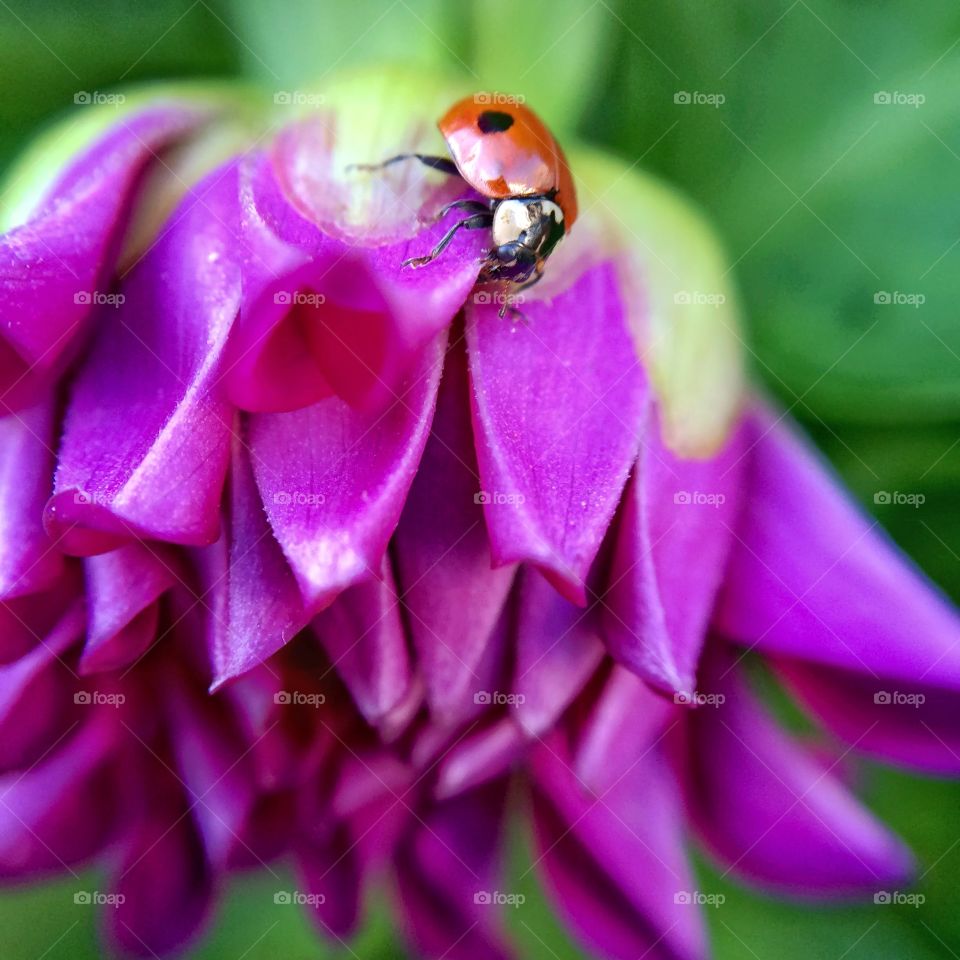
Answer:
2;0;960;956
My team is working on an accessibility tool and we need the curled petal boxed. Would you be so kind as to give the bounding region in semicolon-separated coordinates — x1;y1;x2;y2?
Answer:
394;336;515;721
0;104;210;411
435;717;528;800
45;160;242;555
601;410;743;692
80;542;178;673
715;405;960;690
686;645;914;895
467;260;648;604
531;734;706;960
512;567;604;737
249;331;445;612
0;398;62;597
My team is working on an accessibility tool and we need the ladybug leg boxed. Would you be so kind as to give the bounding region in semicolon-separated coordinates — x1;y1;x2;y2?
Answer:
402;213;493;269
430;199;491;223
348;153;461;177
498;263;545;320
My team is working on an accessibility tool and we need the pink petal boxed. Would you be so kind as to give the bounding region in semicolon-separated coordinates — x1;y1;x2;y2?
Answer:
715;404;960;689
394;336;515;721
512;566;604;737
0;104;211;411
0;398;63;597
45;159;242;555
686;644;915;895
248;330;445;612
80;542;178;673
224;152;483;413
601;410;743;692
774;657;960;775
466;261;648;604
206;439;307;689
312;555;413;731
531;733;706;960
435;716;528;800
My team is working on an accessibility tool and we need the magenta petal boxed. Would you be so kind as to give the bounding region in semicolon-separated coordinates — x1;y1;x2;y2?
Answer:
435;716;528;800
295;829;361;939
207;441;307;689
0;104;209;410
80;543;177;673
0;399;63;596
45;160;242;555
513;567;604;737
715;404;960;689
107;801;212;958
531;734;706;960
0;714;115;877
312;555;412;730
394;336;515;721
687;645;914;895
224;155;483;413
396;783;513;960
574;665;675;794
248;331;445;611
774;657;960;775
467;261;647;604
0;602;84;770
601;411;743;692
165;682;255;868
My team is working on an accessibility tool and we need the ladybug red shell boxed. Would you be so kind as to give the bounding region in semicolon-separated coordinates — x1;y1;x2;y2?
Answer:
438;96;579;227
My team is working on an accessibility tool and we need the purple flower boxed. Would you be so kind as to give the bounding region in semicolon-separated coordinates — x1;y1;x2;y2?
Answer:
2;70;959;960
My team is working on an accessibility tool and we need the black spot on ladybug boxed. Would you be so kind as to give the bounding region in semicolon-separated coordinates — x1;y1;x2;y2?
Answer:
477;110;515;134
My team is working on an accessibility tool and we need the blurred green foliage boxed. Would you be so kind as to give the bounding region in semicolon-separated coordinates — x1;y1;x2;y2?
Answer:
1;0;960;957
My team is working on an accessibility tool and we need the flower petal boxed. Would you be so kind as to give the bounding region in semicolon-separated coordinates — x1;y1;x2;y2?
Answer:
600;410;743;692
512;567;604;737
686;644;914;895
715;405;960;689
467;260;647;604
0;103;210;411
224;151;482;413
80;543;178;673
394;335;515;721
312;555;413;732
248;330;445;612
0;398;63;597
531;733;706;960
45;159;242;555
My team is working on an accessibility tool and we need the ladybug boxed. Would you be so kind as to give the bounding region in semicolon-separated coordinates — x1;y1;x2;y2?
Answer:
355;94;578;297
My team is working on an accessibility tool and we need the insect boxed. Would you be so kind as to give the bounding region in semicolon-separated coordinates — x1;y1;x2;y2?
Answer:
353;95;578;307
